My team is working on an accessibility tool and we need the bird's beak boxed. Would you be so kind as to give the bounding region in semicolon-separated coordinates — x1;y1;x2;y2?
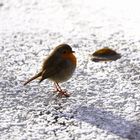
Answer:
72;50;75;53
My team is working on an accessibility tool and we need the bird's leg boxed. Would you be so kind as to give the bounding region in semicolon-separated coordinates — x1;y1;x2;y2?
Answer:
53;82;70;97
53;82;60;92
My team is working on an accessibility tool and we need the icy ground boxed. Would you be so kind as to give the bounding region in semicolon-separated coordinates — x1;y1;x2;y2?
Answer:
0;0;140;139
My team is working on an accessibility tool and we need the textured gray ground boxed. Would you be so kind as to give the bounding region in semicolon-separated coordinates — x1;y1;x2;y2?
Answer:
0;0;140;139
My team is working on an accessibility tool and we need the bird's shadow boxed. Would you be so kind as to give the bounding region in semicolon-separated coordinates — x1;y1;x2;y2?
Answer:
75;104;140;140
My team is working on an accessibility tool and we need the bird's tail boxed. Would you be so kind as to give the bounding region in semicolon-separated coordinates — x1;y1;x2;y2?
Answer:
23;72;42;86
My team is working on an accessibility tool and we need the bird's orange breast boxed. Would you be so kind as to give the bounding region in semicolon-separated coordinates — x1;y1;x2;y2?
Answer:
62;53;77;65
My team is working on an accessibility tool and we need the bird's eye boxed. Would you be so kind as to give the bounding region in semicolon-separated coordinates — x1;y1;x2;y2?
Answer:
63;51;67;54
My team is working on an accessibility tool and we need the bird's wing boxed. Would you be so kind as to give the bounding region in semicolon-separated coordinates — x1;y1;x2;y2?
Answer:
39;60;67;83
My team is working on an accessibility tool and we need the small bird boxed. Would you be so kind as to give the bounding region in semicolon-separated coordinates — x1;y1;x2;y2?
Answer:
24;44;76;97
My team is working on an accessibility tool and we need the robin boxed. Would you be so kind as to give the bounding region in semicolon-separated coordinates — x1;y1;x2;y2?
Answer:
24;44;76;97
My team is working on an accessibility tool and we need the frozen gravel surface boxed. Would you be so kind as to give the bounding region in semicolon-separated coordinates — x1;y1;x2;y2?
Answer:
0;0;140;139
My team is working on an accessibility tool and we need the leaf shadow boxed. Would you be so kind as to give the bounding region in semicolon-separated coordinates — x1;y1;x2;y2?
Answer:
75;104;140;140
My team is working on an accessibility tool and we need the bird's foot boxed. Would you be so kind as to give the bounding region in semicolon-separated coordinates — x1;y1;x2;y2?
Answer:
53;82;70;97
55;89;70;97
